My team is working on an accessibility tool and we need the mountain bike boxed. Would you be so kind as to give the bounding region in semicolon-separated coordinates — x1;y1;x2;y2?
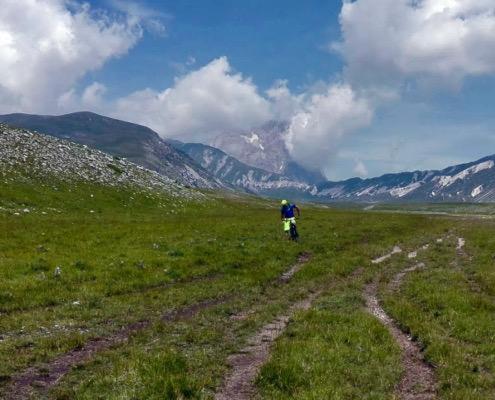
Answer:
284;217;299;241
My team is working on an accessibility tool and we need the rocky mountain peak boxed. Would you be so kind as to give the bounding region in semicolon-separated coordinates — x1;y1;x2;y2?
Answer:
210;121;290;173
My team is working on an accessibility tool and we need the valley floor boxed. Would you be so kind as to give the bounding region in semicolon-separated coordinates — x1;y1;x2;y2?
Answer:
1;179;494;399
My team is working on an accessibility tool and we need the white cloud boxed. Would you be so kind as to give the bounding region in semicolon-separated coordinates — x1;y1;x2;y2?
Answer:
353;160;368;177
265;80;303;121
3;0;493;181
109;0;169;37
109;61;374;174
285;84;373;171
81;82;108;108
0;0;145;114
112;57;272;142
335;0;495;89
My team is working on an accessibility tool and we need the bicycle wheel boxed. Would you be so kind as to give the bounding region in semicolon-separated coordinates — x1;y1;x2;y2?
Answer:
290;222;299;241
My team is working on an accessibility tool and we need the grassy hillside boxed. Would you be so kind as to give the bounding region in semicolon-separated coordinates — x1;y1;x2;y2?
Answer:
1;173;494;399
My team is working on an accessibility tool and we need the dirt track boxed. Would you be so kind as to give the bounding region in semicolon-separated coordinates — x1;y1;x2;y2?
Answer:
364;280;436;399
6;297;230;400
6;253;312;400
216;266;365;400
364;240;443;399
215;291;320;400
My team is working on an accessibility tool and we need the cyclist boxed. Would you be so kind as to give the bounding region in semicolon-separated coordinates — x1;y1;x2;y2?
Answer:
280;200;300;239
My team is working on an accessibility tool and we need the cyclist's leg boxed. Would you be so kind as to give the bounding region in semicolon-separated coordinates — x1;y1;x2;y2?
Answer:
283;218;291;238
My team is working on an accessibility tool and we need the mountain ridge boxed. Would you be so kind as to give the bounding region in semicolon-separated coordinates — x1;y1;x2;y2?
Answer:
315;155;495;202
0;123;201;201
0;112;225;190
173;141;316;195
2;111;495;203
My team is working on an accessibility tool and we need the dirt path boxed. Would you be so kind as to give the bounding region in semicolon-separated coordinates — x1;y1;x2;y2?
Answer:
216;266;364;400
6;297;230;400
230;252;312;323
278;252;311;283
364;264;437;399
215;290;320;400
6;253;312;399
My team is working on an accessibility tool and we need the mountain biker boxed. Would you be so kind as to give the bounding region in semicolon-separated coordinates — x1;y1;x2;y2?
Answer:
280;200;300;238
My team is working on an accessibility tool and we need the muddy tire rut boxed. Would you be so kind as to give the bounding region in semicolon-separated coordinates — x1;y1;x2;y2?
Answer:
216;252;315;400
6;253;312;399
216;265;365;400
6;296;231;400
215;291;320;400
278;252;311;283
365;239;440;400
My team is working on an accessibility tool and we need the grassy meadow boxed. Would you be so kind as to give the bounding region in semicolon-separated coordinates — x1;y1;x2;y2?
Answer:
1;174;494;399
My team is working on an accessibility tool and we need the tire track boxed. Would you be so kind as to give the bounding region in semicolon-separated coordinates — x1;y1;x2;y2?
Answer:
6;253;312;399
215;290;320;400
364;280;436;399
365;240;442;399
278;252;311;283
1;271;223;316
6;296;231;400
216;266;364;400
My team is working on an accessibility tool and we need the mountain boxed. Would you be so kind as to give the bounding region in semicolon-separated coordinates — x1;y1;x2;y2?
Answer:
0;123;201;200
0;112;224;189
174;142;315;196
315;156;495;202
3;112;495;203
174;138;495;202
210;120;324;184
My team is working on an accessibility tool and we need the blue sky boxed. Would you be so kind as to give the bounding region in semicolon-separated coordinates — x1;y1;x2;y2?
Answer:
1;0;495;180
85;0;343;95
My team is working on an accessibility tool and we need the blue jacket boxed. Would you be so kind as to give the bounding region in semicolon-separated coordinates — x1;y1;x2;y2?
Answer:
281;204;297;218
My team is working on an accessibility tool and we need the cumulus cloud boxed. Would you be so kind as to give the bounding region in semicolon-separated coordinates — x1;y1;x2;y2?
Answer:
335;0;495;89
0;0;146;113
112;57;272;142
285;84;373;171
108;61;374;174
4;0;494;179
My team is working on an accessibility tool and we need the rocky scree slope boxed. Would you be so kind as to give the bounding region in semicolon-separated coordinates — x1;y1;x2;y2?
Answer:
0;124;201;199
0;112;224;189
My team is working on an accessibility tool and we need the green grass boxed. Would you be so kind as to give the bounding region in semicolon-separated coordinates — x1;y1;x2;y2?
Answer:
1;172;494;399
256;283;401;400
378;232;495;399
